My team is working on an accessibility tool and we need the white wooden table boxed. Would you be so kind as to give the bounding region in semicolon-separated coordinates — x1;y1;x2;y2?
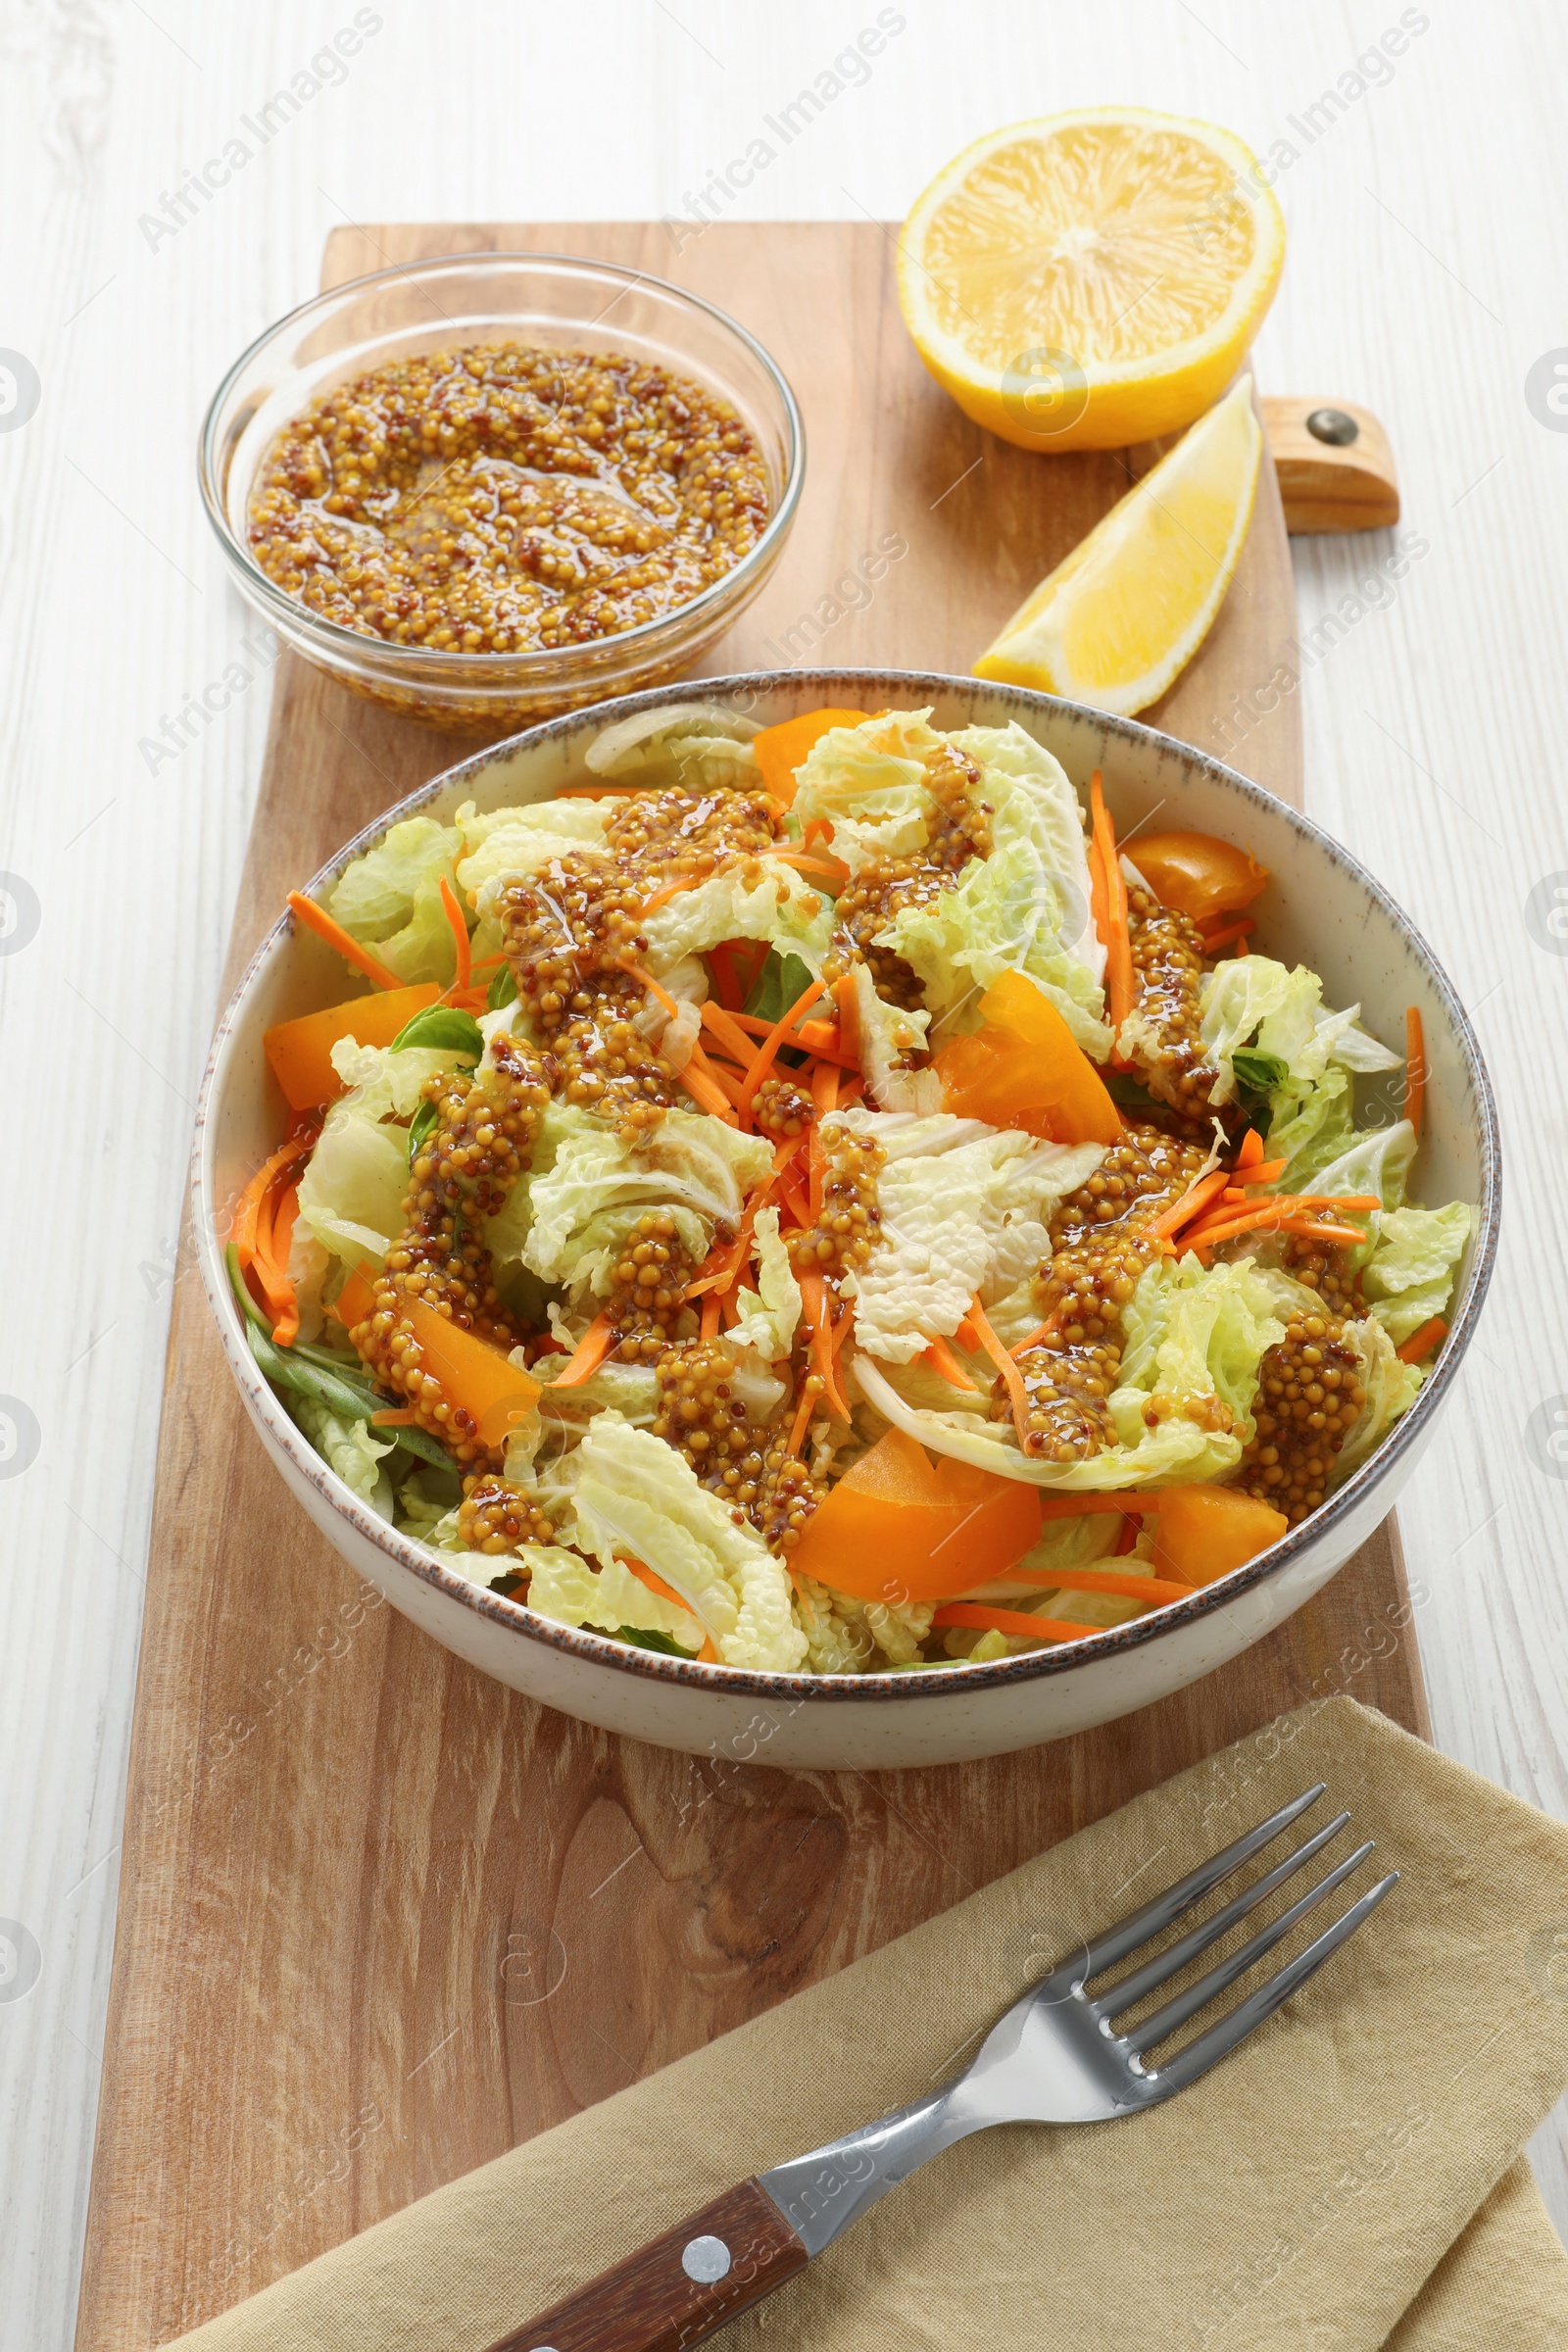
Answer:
3;5;1565;2341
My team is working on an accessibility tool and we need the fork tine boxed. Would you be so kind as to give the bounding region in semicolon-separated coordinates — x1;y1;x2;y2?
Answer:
1097;1812;1353;2019
1078;1784;1327;1981
1122;1840;1374;2051
1151;1871;1399;2096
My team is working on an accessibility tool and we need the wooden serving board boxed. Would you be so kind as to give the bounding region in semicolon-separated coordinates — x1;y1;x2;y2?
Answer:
75;223;1429;2350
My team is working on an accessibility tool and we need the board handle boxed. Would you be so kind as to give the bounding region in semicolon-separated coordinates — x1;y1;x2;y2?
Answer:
485;2177;810;2352
1261;397;1399;534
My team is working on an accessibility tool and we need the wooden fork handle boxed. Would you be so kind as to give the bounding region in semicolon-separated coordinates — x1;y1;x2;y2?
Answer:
485;2176;809;2352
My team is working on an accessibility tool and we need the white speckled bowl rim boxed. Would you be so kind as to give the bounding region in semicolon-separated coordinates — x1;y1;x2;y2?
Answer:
193;669;1500;1706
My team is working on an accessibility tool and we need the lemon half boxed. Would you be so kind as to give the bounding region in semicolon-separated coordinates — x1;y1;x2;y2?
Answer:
973;373;1262;714
899;108;1285;452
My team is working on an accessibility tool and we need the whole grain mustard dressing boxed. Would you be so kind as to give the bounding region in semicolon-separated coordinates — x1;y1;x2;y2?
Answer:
248;343;771;653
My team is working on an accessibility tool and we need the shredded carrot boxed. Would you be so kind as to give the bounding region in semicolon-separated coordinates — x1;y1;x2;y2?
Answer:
1148;1166;1231;1241
231;1129;318;1266
738;976;827;1110
776;1163;812;1228
837;1075;865;1109
801;816;834;854
1396;1315;1447;1364
469;951;506;973
1008;1565;1197;1604
261;1182;303;1345
640;873;709;917
1200;918;1255;956
930;1602;1096;1644
618;956;682;1020
766;849;849;884
676;1043;742;1125
1114;1512;1140;1556
835;973;861;1070
287;892;404;992
797;1268;850;1418
1185;1207;1368;1252
700;1292;721;1341
369;1407;419;1427
954;1308;982;1352
1405;1005;1426;1136
1235;1128;1265;1171
706;941;746;1012
922;1334;978;1391
624;1558;717;1659
786;1380;816;1459
1089;771;1134;1032
968;1296;1033;1454
682;1161;781;1298
551;1311;615;1390
439;876;471;992
700;1000;759;1065
1221;1160;1289;1196
1008;1314;1060;1358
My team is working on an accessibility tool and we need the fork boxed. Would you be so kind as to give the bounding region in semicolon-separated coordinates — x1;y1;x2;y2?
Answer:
493;1783;1396;2352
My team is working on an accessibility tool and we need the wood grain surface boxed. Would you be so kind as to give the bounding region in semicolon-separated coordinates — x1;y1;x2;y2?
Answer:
73;221;1429;2351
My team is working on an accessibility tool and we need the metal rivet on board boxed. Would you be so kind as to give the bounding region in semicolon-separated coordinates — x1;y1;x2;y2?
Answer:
1305;407;1359;446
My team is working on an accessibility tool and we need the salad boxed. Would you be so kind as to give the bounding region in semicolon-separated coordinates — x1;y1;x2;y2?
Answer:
234;704;1474;1677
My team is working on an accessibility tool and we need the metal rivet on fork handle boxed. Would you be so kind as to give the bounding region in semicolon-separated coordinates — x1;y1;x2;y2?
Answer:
681;2235;732;2282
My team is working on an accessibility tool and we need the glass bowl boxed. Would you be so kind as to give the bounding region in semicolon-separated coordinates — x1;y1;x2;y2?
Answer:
197;252;806;735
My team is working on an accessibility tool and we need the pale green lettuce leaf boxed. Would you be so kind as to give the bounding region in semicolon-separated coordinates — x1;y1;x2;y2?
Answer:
520;1106;772;1296
563;1414;808;1671
327;815;464;984
834;1108;1104;1363
290;1394;394;1517
295;1042;452;1265
853;1252;1306;1491
457;794;612;897
1294;1118;1417;1212
851;964;939;1113
584;701;760;789
638;864;834;976
884;721;1109;1054
729;1206;803;1360
1361;1200;1475;1344
1336;1318;1423;1480
1201;956;1400;1118
521;1542;705;1651
790;710;944;872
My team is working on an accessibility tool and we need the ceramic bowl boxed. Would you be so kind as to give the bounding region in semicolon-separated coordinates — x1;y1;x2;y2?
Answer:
193;672;1498;1769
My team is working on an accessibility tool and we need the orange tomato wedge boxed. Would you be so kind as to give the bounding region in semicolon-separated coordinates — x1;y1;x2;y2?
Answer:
788;1425;1041;1604
934;969;1121;1146
1127;830;1269;925
401;1298;541;1450
265;982;441;1110
752;708;869;808
1150;1484;1287;1586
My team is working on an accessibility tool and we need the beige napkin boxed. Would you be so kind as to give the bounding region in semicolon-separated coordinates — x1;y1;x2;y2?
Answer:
171;1697;1568;2350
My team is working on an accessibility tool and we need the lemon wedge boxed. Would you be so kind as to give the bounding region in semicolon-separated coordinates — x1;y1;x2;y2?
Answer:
973;373;1262;714
899;108;1284;451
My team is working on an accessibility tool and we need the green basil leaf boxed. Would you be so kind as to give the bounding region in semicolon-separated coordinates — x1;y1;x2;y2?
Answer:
388;1425;454;1469
407;1098;439;1164
615;1625;694;1657
1231;1047;1291;1122
390;1005;484;1057
743;948;815;1027
487;962;517;1011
